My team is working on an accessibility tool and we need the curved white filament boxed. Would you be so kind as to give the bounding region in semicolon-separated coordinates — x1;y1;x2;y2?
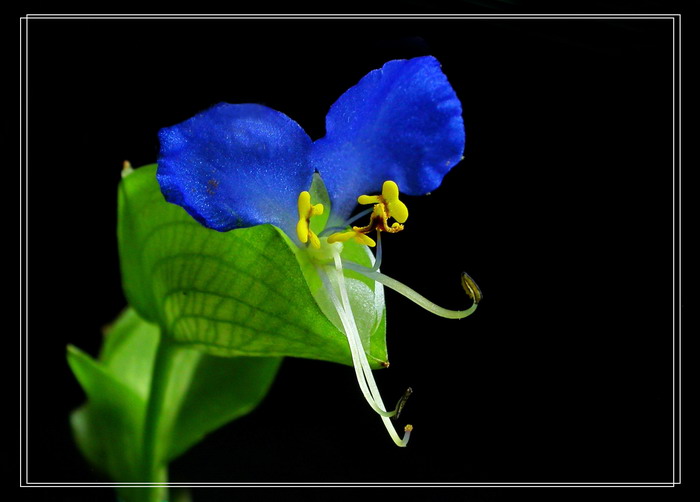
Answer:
317;266;395;419
317;252;412;447
341;261;478;319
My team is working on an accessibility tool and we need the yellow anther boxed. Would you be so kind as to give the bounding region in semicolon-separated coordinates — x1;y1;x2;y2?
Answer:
382;180;400;201
331;180;408;248
382;181;408;224
328;229;376;247
296;218;310;243
357;180;408;224
308;230;321;249
298;191;311;217
358;194;381;205
296;191;324;249
355;232;376;247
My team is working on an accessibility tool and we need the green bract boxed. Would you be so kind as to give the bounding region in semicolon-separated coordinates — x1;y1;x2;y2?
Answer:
118;164;387;367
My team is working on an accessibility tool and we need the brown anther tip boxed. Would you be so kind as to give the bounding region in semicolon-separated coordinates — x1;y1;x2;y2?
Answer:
393;387;413;420
461;271;482;304
381;361;391;368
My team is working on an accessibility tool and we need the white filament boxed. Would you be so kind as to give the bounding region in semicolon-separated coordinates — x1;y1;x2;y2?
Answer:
317;265;395;418
342;261;478;319
318;251;411;447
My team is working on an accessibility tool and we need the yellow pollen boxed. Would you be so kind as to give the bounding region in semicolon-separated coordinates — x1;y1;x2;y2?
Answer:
296;191;324;249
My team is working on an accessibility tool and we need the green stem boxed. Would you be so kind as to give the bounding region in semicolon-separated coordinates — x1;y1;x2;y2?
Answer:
141;333;177;501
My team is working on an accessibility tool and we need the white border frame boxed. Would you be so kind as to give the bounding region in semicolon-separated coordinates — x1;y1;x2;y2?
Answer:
19;12;681;490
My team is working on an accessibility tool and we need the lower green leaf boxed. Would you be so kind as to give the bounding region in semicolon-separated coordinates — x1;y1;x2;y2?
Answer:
166;354;281;462
68;344;146;482
69;308;282;484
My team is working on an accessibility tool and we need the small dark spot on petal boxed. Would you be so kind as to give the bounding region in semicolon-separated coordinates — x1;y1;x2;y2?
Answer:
206;178;219;195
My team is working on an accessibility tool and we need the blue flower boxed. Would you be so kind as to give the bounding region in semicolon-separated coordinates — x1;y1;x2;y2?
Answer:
156;56;479;447
157;56;464;238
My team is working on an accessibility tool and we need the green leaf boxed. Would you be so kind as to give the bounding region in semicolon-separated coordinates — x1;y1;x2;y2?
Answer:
69;308;283;479
166;354;281;461
141;341;282;467
99;306;160;398
68;344;146;482
118;164;387;368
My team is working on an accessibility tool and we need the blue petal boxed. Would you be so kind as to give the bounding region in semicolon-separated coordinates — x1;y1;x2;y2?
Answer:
310;56;465;223
157;102;313;235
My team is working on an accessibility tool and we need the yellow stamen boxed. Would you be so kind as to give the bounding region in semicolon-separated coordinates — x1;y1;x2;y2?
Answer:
296;218;310;244
327;229;376;247
308;231;321;249
382;180;400;201
382;181;409;223
357;180;409;224
358;194;381;205
353;200;403;235
296;191;324;249
330;180;410;248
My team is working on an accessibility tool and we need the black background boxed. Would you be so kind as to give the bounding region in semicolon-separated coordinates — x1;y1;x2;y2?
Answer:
23;11;681;502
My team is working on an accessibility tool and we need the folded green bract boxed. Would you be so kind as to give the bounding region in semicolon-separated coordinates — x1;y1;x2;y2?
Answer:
118;164;388;366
